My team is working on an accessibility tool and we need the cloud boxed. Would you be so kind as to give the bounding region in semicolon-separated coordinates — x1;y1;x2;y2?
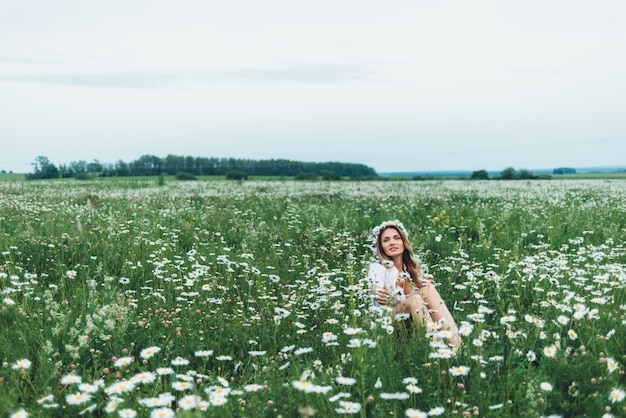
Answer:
0;65;381;89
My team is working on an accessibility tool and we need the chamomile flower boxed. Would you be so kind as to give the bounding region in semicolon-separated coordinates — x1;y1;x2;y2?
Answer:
608;388;625;404
405;409;428;418
12;359;31;370
335;401;361;414
140;346;161;359
336;376;357;385
540;382;553;392
449;365;470;376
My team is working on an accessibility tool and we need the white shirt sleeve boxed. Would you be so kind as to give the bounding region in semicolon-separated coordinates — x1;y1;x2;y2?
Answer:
367;262;387;290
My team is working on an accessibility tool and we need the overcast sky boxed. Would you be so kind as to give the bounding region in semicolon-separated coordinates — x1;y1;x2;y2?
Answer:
1;0;625;174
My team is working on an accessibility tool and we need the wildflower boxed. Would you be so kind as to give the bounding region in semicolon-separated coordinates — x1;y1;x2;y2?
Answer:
543;345;557;358
607;358;619;373
405;409;428;418
327;392;350;403
568;382;579;397
156;367;174;375
526;351;537;362
500;315;516;325
335;400;361;414
336;376;357;385
292;380;316;393
428;407;445;416
178;395;203;410
406;384;422;394
608;388;625;404
449;366;470;376
380;392;410;400
66;270;77;279
171;356;190;366
249;350;267;356
140;346;161;359
194;350;214;357
343;327;363;335
374;378;382;388
138;393;175;408
105;380;136;395
78;383;99;393
118;409;137;418
150;408;175;418
105;398;120;412
567;329;578;340
458;322;474;336
540;382;553;392
347;339;361;348
215;355;233;361
12;359;32;370
114;357;133;367
66;392;92;405
130;372;156;384
210;396;228;406
172;381;193;391
556;315;569;325
60;374;82;385
294;347;314;355
10;410;28;418
244;383;263;392
37;394;55;405
291;380;331;394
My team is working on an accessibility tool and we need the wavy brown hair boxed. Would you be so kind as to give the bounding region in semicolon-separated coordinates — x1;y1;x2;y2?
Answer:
375;226;425;287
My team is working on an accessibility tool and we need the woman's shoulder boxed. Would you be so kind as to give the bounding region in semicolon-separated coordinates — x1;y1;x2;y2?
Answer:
368;260;388;269
368;260;388;274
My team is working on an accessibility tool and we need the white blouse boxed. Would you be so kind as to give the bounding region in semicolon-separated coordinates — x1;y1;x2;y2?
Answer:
367;261;433;309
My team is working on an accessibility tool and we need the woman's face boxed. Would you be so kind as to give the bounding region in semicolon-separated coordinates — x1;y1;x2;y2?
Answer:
380;227;404;258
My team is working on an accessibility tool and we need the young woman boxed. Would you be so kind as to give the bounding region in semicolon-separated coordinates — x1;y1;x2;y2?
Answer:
368;220;460;347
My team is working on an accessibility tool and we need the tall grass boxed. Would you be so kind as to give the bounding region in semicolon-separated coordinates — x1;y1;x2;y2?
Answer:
0;179;624;417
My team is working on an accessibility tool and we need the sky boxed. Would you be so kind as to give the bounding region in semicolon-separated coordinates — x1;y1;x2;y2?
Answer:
1;0;625;174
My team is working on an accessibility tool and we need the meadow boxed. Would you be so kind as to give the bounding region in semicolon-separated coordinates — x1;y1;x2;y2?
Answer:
0;178;624;418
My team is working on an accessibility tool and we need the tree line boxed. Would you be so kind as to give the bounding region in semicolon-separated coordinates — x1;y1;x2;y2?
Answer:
470;167;551;180
26;155;379;180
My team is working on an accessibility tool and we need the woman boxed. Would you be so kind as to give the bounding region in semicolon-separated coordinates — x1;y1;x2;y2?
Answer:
368;220;460;347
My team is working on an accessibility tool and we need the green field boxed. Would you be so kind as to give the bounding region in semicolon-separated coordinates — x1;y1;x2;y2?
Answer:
1;178;625;417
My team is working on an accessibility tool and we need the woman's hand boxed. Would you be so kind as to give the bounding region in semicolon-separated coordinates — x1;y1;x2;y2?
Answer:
373;286;392;305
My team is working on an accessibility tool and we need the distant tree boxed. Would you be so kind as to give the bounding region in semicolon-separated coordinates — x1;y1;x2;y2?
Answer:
321;170;340;181
70;160;88;175
470;170;490;180
553;167;576;175
518;169;536;179
115;160;130;176
27;156;59;179
225;170;248;180
499;167;518;180
87;159;103;174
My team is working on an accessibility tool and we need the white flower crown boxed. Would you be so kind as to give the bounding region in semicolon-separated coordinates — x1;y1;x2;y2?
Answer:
368;219;409;254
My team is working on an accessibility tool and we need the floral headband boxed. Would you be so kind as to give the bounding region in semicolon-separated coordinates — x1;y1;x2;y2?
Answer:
369;219;408;254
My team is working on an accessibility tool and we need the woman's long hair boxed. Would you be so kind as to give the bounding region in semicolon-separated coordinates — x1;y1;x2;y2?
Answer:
376;226;424;287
